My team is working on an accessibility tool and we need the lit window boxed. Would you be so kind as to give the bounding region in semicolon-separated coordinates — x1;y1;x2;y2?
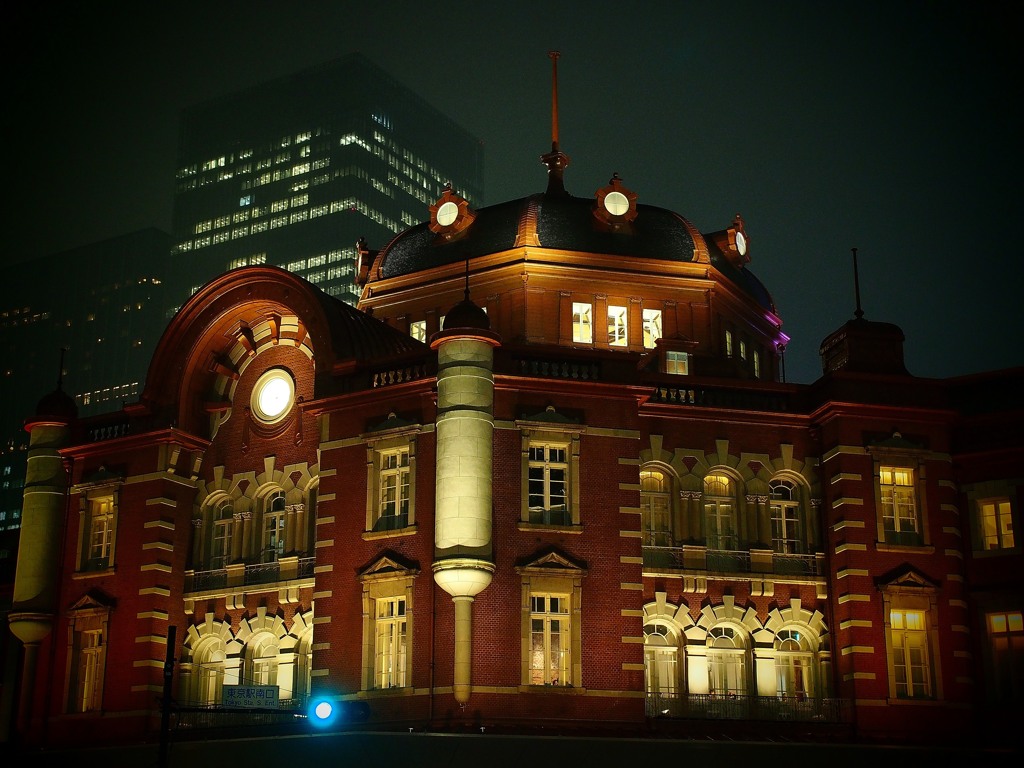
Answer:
775;629;813;699
80;492;116;572
409;320;426;342
644;623;679;700
529;594;571;686
890;609;931;699
375;596;407;688
262;492;287;562
376;449;410;532
739;340;747;361
880;466;921;546
665;351;689;375
211;501;234;569
753;350;761;378
708;626;747;696
642;309;662;349
641;469;672;547
607;305;628;346
245;633;280;689
770;479;802;554
725;329;734;357
979;498;1015;550
528;444;568;525
572;302;593;343
703;474;737;551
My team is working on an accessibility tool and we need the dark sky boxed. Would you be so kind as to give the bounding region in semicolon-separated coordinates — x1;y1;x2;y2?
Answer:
4;1;1021;385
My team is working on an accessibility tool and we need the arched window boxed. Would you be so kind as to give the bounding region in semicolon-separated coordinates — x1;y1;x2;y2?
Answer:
775;628;813;698
193;638;227;706
245;632;280;688
769;479;802;554
707;625;747;695
704;474;737;551
262;491;287;562
644;622;679;698
641;469;672;547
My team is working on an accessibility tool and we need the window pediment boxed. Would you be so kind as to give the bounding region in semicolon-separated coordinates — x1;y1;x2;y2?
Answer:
357;553;420;582
515;547;587;576
876;565;938;590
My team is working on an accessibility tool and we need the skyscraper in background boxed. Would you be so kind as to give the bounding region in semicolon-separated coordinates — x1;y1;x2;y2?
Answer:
0;54;483;540
170;53;484;306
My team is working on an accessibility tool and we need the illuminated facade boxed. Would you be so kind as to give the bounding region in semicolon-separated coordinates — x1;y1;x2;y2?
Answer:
4;60;1022;755
170;53;483;307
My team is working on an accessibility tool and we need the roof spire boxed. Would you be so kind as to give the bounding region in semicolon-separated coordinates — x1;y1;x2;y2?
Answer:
851;247;864;319
541;51;570;196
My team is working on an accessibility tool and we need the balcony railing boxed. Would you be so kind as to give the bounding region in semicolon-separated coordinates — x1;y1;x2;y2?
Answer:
645;691;849;723
642;546;821;577
185;556;316;593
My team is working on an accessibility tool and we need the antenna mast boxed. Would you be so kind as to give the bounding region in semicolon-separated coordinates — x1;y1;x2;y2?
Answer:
541;51;570;195
851;247;864;319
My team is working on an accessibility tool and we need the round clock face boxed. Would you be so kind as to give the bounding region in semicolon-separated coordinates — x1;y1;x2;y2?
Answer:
251;369;295;424
436;201;459;227
603;191;629;216
735;231;747;256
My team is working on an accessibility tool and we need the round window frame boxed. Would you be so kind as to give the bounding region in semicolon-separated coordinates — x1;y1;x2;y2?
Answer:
250;368;295;425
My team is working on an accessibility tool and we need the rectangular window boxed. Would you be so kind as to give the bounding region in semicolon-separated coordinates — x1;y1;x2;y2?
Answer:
263;501;286;563
572;302;593;343
753;350;761;378
529;594;571;686
607;305;628;346
374;596;407;688
642;309;662;349
72;629;104;713
979;498;1015;550
880;466;921;546
377;449;410;531
665;351;689;375
891;609;931;699
725;329;734;357
988;611;1024;702
88;497;114;567
409;320;426;342
528;444;568;525
739;340;747;361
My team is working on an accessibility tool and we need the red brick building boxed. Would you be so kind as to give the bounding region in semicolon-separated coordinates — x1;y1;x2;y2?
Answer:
6;74;1022;755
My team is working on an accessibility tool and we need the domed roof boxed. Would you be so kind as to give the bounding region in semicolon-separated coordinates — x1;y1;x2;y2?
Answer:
33;385;78;423
442;295;491;332
377;193;699;278
374;190;774;312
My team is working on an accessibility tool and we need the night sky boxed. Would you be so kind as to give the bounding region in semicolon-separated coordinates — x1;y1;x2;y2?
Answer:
4;1;1020;385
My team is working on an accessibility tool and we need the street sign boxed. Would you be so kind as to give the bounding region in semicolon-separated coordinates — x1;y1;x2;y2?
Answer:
222;685;280;708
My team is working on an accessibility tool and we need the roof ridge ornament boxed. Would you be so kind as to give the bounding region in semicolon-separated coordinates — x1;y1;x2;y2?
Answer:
541;51;570;196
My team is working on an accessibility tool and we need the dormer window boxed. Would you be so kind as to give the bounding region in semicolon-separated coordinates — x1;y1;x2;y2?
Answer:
665;351;689;375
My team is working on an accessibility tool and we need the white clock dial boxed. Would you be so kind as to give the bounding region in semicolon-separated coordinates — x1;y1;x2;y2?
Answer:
437;201;459;227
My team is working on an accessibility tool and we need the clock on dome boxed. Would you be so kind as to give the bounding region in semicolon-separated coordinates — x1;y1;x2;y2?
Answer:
594;173;638;226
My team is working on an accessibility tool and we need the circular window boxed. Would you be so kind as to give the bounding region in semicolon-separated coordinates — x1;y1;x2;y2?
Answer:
251;369;295;424
735;231;747;256
603;191;629;216
436;200;459;227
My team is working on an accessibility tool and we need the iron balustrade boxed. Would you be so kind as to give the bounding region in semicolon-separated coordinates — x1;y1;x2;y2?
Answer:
645;691;849;723
642;547;820;576
185;556;316;593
